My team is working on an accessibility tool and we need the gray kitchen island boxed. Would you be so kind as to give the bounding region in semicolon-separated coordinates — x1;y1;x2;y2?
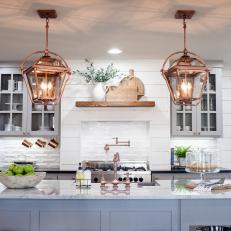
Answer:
0;180;231;231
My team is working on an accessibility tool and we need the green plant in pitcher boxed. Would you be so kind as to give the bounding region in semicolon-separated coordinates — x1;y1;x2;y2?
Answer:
174;146;191;158
73;59;119;83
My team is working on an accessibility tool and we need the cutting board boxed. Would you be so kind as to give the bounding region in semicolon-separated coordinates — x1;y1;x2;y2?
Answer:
106;69;144;101
185;182;231;191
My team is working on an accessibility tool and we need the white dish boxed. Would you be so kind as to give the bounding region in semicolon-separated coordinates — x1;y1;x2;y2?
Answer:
46;105;54;111
0;172;46;189
33;105;43;111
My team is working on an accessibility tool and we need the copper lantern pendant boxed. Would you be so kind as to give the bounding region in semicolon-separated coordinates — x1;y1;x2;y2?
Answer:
20;10;71;105
161;10;208;106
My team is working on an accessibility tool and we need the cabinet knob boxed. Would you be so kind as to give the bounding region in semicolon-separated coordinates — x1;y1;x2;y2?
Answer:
198;132;201;135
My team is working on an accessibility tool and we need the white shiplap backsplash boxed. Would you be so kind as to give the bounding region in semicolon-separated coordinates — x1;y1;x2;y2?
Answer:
0;137;59;169
81;121;150;162
60;59;171;170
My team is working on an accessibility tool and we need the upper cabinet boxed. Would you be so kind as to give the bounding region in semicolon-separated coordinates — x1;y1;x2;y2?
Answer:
0;67;26;135
0;64;59;136
171;65;223;137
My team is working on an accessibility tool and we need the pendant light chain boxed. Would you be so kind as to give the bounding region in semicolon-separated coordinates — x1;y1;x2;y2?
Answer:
161;10;209;106
183;16;187;55
45;18;49;54
20;9;71;105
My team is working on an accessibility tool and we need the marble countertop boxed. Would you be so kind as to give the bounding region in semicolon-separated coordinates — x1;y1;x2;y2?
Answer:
1;180;231;200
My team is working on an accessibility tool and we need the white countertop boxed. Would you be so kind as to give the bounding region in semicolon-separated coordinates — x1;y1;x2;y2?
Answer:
0;180;231;200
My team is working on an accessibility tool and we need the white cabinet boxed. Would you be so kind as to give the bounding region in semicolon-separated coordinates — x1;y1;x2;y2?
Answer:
171;65;223;137
0;64;60;136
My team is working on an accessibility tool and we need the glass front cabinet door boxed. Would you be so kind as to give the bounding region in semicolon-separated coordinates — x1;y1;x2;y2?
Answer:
0;64;59;136
0;67;27;135
27;102;59;136
171;66;222;137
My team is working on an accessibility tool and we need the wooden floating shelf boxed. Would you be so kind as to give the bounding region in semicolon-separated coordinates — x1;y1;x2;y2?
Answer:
75;101;155;107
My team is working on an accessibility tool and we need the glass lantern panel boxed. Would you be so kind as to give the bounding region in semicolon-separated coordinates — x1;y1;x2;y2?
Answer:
169;73;178;100
27;70;63;104
178;70;207;101
201;113;208;131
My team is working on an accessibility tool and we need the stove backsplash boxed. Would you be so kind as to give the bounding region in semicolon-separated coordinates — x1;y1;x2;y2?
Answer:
60;59;171;170
81;121;150;162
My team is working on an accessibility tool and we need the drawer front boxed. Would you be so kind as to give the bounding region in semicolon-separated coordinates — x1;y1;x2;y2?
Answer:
39;210;100;231
109;210;172;231
0;210;31;231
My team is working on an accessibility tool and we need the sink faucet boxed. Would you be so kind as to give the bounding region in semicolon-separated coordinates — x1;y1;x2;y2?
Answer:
104;137;130;151
112;152;120;186
103;137;130;187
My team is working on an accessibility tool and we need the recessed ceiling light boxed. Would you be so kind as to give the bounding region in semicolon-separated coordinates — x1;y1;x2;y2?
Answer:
107;48;122;54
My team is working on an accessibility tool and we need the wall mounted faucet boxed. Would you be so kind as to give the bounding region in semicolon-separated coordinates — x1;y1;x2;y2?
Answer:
104;137;130;151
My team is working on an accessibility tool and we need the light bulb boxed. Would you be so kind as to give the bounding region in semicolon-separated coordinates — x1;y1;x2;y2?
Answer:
187;82;192;90
40;82;46;90
181;81;188;93
47;82;53;90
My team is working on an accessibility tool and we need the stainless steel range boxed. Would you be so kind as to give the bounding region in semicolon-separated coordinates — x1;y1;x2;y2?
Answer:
82;161;151;183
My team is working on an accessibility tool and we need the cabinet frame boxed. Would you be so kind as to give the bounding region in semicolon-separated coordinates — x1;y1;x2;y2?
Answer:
0;63;60;136
171;64;223;137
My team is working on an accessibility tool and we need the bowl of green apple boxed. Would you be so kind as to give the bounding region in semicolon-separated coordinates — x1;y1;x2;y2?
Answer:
0;163;46;189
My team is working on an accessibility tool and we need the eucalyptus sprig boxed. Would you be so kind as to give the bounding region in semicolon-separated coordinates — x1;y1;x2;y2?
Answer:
73;59;119;84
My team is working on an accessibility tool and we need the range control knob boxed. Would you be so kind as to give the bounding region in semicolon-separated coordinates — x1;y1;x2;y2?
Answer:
118;177;123;181
134;177;138;182
129;177;133;182
93;177;98;183
139;177;143;182
123;177;127;181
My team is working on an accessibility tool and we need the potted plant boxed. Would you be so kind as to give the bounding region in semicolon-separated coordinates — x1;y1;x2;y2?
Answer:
174;146;191;167
73;59;119;101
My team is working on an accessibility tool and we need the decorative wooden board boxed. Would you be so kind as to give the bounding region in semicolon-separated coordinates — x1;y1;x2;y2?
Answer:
106;69;145;101
75;101;155;107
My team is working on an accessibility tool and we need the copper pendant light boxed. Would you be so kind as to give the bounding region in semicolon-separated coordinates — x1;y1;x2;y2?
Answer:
20;10;71;105
161;10;208;106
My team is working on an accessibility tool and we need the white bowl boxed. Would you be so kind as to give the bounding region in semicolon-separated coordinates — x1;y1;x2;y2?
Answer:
0;172;46;189
46;105;54;111
33;105;43;111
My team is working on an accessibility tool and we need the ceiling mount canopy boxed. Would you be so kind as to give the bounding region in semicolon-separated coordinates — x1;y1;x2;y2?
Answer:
161;10;208;106
20;9;71;105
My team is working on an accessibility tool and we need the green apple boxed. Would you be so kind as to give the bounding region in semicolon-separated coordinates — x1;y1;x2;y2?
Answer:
23;164;34;174
12;165;24;175
8;163;17;171
4;170;14;176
